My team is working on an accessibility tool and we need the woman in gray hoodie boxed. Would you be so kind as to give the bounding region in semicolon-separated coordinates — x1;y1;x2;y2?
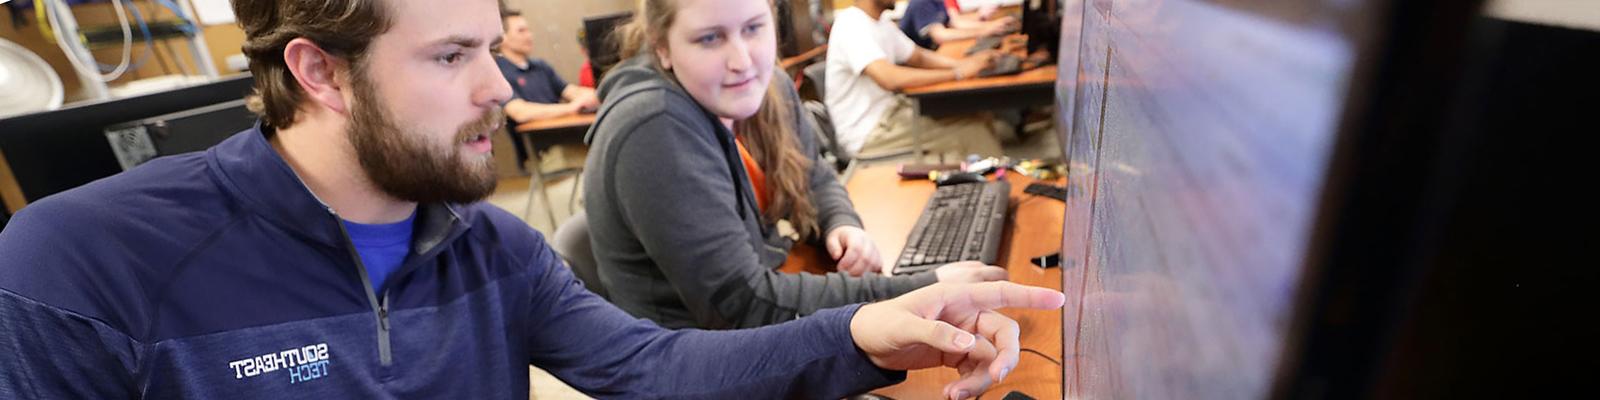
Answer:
581;0;1006;329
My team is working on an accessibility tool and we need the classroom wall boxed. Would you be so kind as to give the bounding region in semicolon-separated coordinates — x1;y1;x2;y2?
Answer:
1487;0;1600;31
502;0;634;85
0;1;246;104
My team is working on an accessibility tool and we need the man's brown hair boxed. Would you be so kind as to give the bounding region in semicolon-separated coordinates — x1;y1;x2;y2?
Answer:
233;0;393;128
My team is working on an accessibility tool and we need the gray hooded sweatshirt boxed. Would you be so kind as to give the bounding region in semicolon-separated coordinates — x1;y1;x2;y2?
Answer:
582;55;938;329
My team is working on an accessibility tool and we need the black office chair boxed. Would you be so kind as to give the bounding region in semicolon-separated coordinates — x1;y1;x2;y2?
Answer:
802;62;827;100
551;211;607;299
802;100;851;173
799;59;913;174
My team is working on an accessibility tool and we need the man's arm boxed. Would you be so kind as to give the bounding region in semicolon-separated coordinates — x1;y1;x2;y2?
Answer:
0;289;140;398
0;204;139;398
948;10;1015;31
926;24;988;45
561;84;600;111
503;99;581;124
520;238;1066;399
521;242;903;399
860;50;993;92
561;84;596;103
906;47;962;69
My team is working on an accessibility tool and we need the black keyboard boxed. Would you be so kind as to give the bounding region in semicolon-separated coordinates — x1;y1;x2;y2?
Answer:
965;35;1005;56
893;181;1011;275
979;54;1024;78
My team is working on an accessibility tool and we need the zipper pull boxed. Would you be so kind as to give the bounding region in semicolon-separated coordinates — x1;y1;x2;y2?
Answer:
379;294;392;331
378;304;391;331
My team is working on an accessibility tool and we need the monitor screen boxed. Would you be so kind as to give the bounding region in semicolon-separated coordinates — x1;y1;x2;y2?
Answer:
1055;0;1366;398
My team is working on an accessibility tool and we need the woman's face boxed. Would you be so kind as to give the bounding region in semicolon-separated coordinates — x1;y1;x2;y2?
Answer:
656;0;776;120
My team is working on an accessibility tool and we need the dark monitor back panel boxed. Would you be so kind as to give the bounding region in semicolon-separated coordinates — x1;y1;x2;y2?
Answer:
1058;0;1596;397
584;11;633;84
103;99;256;170
0;75;254;203
1298;16;1600;398
1057;0;1370;398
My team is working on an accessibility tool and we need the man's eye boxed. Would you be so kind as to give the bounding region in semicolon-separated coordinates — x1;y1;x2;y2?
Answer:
439;52;464;65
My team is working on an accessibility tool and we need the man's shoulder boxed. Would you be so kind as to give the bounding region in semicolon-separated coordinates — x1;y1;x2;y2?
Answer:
905;0;949;24
0;152;236;335
455;202;552;257
5;151;237;256
527;58;556;70
833;7;871;28
31;152;228;222
494;55;528;74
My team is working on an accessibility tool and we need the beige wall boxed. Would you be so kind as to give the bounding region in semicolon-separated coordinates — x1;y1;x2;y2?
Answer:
504;0;636;84
0;2;246;104
1487;0;1600;31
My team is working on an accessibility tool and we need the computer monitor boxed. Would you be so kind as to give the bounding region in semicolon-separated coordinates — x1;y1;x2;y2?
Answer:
1021;0;1060;58
0;75;254;207
583;11;634;85
103;99;255;171
775;0;821;58
1053;0;1591;397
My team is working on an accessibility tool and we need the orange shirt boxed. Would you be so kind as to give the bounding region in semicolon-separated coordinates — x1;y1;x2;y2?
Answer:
734;136;770;213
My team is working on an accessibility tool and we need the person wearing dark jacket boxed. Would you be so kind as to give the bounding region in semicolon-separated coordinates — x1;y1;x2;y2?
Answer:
0;1;1066;399
582;0;1008;331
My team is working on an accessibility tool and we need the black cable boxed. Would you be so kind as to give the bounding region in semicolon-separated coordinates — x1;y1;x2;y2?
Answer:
963;349;1062;400
1021;348;1062;366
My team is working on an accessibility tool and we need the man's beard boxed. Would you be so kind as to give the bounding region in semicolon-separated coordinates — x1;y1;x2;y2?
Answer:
347;74;502;204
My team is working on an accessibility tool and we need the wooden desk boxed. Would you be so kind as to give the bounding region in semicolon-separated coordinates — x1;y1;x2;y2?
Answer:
779;44;828;76
902;35;1059;118
515;113;595;150
514;113;595;226
781;165;1067;399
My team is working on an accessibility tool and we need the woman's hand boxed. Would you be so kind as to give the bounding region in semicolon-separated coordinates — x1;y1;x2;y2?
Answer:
826;226;884;276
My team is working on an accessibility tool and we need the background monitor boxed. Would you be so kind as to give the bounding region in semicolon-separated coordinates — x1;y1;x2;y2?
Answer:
583;11;634;86
1022;0;1061;58
0;75;254;210
103;98;255;171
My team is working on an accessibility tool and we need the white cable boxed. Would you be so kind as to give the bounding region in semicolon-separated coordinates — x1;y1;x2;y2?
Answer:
101;0;135;81
44;0;134;83
43;0;98;84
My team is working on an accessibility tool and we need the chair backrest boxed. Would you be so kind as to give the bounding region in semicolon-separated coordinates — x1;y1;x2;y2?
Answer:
802;62;827;100
802;100;851;172
551;211;607;299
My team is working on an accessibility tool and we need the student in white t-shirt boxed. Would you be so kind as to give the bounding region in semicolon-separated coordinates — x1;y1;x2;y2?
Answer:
824;0;1008;159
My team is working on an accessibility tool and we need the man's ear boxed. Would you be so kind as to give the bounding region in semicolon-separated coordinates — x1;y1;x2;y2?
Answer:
283;38;351;115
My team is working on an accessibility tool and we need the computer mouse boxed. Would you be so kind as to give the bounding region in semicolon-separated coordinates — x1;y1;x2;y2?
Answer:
936;171;987;186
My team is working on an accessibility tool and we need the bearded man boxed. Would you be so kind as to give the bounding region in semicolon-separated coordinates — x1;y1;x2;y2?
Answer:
0;0;1064;398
